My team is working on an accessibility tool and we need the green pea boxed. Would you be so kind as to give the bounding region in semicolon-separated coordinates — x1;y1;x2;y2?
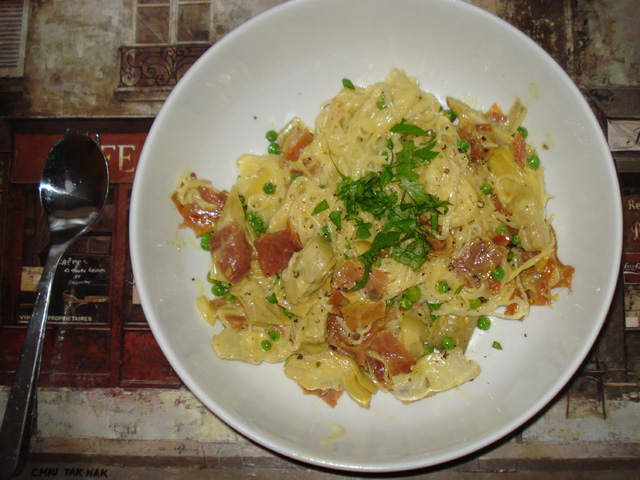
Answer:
437;281;450;294
252;217;265;232
480;183;492;195
224;292;234;302
261;339;272;351
516;126;528;139
442;336;455;349
200;231;212;251
526;155;540;169
404;286;421;302
428;302;442;311
511;232;521;246
456;139;470;151
495;224;510;236
507;251;515;263
342;78;355;90
211;283;226;296
268;142;282;155
265;130;278;142
262;182;276;194
290;173;302;181
267;330;280;341
424;344;435;354
246;211;266;233
398;297;413;310
469;298;482;310
491;266;505;281
476;315;491;330
444;109;457;123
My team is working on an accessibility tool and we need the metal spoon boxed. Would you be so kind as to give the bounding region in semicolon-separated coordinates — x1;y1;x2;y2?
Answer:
0;132;109;479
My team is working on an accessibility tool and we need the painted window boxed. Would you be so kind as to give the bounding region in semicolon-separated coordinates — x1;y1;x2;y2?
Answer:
134;0;213;45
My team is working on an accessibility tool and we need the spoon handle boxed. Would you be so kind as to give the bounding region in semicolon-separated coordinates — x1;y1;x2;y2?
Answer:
0;243;68;480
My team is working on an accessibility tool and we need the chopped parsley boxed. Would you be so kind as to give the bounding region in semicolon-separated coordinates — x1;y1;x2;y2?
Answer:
312;199;329;215
329;210;342;230
333;120;449;290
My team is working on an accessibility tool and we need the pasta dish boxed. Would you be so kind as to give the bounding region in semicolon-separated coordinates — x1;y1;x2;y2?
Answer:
172;69;574;408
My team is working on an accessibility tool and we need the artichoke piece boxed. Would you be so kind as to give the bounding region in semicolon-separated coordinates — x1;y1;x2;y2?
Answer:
196;295;216;326
446;97;532;150
233;278;292;326
212;325;296;365
446;96;514;147
399;311;430;358
284;349;378;408
281;236;336;305
502;98;528;135
488;147;552;252
426;314;476;353
390;347;480;403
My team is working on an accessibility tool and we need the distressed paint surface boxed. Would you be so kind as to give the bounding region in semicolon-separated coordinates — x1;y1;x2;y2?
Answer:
573;0;640;87
2;0;637;118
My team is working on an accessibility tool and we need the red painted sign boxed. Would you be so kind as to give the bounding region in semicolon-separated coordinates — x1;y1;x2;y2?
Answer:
11;132;147;184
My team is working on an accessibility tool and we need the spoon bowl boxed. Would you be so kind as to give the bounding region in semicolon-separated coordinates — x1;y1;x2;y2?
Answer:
0;132;109;479
40;133;109;242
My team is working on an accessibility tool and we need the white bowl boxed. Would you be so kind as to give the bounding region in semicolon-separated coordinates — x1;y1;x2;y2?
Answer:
130;0;622;472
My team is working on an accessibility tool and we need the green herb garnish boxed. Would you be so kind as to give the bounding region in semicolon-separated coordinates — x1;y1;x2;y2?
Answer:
333;122;449;290
312;199;329;215
342;78;355;90
329;210;342;230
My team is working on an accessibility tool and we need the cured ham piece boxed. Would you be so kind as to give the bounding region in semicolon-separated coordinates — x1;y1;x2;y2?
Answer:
458;121;496;162
326;314;379;351
366;329;417;380
301;387;343;408
254;228;303;276
525;257;575;306
326;315;416;384
281;129;314;162
209;298;248;330
511;131;527;166
452;236;507;287
331;259;388;300
341;299;387;331
209;221;252;284
172;187;228;237
485;103;507;122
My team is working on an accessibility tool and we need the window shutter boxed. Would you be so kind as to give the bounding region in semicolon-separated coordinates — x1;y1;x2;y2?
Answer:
0;0;29;78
